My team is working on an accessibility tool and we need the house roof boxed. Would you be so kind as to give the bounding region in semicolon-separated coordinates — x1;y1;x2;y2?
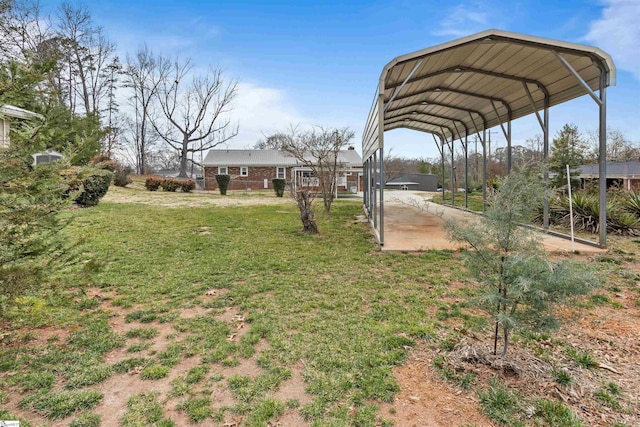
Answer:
203;149;363;168
386;181;419;186
0;104;44;120
580;161;640;177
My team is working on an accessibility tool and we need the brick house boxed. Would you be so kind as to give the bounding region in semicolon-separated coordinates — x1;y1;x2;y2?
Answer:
579;161;640;191
202;148;363;192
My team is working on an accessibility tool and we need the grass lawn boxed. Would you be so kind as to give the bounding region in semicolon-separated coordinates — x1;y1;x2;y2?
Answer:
431;191;485;212
1;186;639;426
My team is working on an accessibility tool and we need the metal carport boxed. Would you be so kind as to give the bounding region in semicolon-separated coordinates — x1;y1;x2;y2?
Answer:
362;29;615;247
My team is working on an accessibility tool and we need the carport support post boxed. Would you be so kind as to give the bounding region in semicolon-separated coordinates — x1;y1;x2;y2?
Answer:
372;151;377;230
599;71;607;247
364;159;368;211
434;134;445;202
464;134;469;208
450;138;455;205
440;139;446;201
507;116;512;172
380;147;385;246
482;129;487;212
543;98;550;230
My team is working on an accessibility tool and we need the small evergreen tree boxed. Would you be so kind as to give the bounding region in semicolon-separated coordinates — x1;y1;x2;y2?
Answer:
215;174;230;195
0;121;73;314
549;124;586;190
446;168;600;357
272;178;286;197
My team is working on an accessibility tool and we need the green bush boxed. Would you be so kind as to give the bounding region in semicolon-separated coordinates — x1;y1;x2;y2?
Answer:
181;179;196;193
545;191;640;236
215;174;231;195
272;178;286;197
113;167;133;187
161;178;180;192
144;177;163;191
623;190;640;216
64;167;112;207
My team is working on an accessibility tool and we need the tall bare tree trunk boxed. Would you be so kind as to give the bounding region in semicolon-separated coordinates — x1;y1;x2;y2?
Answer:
296;190;318;234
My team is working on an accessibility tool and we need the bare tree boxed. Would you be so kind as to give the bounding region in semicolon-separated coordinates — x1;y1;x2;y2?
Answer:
383;149;418;183
146;149;180;173
151;57;238;178
123;46;168;174
0;0;61;104
586;128;639;162
254;132;289;150
55;1;115;116
525;134;543;164
282;126;355;213
0;0;52;63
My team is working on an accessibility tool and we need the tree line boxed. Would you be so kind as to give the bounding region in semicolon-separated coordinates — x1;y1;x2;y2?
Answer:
382;124;639;190
0;0;237;176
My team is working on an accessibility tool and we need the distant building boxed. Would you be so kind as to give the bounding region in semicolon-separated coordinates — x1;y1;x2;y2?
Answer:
1;104;43;148
386;173;438;191
202;148;363;192
579;161;640;190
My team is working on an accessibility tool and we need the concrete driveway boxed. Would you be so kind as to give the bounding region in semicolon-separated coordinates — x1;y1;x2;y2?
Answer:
381;190;603;253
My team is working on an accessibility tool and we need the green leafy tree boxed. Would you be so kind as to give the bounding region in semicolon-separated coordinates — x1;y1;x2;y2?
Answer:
446;168;600;357
549;124;586;190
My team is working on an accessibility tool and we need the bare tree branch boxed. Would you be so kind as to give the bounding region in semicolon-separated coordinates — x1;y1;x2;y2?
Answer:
150;57;238;177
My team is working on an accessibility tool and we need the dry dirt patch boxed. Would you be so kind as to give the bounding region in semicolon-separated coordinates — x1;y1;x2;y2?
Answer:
103;185;295;208
381;344;493;427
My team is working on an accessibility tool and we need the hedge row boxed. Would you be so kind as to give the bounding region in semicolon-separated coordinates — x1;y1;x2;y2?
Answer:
145;177;196;193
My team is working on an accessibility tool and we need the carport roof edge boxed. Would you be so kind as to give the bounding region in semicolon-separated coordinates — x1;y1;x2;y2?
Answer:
363;29;616;159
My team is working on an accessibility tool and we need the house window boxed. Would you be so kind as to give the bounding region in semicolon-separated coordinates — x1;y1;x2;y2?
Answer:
276;167;286;179
240;166;248;177
218;166;228;175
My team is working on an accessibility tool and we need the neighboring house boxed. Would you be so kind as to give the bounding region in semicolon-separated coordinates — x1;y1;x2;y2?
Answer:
579;162;640;191
386;173;438;191
0;104;43;148
202;148;363;192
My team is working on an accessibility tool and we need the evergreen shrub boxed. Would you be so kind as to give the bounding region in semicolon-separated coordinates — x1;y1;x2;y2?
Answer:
64;167;112;207
272;179;286;197
215;175;230;195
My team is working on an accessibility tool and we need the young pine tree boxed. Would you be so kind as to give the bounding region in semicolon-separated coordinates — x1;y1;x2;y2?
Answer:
549;124;586;190
445;168;600;357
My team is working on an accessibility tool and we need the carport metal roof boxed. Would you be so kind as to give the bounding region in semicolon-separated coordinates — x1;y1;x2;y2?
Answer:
363;29;615;158
362;29;615;247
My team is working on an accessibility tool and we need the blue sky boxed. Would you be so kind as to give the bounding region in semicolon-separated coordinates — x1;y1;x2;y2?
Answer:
41;0;640;158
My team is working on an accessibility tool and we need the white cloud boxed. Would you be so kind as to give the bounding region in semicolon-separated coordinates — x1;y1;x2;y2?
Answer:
585;0;640;81
432;3;489;38
224;82;309;148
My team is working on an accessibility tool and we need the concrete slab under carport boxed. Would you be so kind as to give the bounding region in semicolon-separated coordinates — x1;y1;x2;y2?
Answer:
382;190;605;253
